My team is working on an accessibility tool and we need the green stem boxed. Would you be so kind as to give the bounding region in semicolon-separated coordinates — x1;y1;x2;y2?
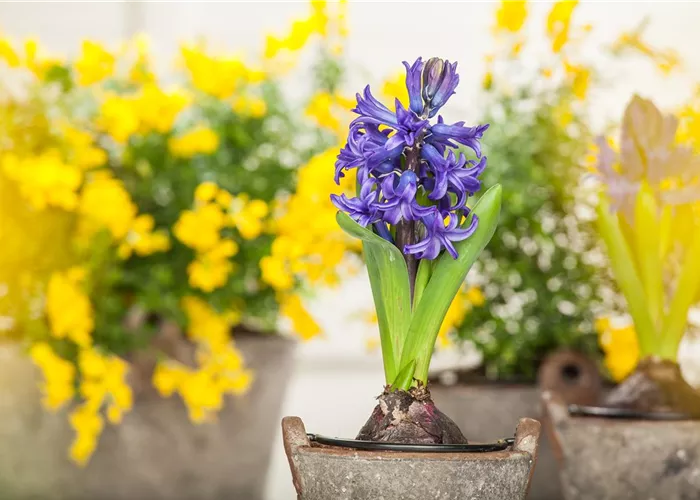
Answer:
661;231;700;362
596;200;657;356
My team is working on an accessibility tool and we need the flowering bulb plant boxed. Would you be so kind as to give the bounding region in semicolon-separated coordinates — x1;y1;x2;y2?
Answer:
333;57;502;443
593;95;700;415
0;0;353;465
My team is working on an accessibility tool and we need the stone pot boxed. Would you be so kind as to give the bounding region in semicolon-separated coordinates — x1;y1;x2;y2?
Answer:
281;415;541;500
430;350;601;500
542;391;700;500
0;333;295;500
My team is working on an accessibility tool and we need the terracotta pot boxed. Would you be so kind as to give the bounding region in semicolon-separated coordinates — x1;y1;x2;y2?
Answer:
0;334;294;500
281;415;541;500
430;350;601;500
542;391;700;500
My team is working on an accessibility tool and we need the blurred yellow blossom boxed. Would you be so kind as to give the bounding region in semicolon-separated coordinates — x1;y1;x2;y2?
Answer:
305;92;353;137
75;40;115;86
46;267;94;347
61;124;108;170
0;36;20;67
612;25;681;75
153;298;251;423
229;196;269;240
181;44;264;99
23;38;62;80
29;342;76;410
97;94;140;144
187;241;238;292
564;61;590;100
2;151;82;211
381;74;409;109
67;347;132;465
79;175;137;241
194;181;220;203
263;148;355;294
596;317;639;382
169;126;220;158
135;84;189;134
547;1;578;53
174;203;226;252
231;95;268;118
494;0;527;33
279;293;321;340
117;214;171;259
128;34;155;85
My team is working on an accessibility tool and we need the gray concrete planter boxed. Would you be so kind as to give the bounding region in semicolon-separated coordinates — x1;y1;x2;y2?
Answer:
282;415;541;500
542;391;700;500
0;334;294;500
430;350;601;500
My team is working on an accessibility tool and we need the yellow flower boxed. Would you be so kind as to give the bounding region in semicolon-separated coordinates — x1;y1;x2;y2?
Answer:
187;252;235;292
181;44;264;99
97;94;140;144
79;175;137;241
2;151;82;211
305;92;352;136
260;255;294;291
194;182;219;203
75;40;115;86
0;37;20;67
279;293;321;340
229;197;269;240
174;203;225;252
612;29;681;76
231;95;268;118
46;267;94;347
69;347;133;464
29;342;76;410
597;318;639;382
494;0;527;33
565;62;590;100
117;214;170;259
547;1;578;53
152;299;251;424
24;38;62;80
135;84;189;134
168;126;219;158
128;34;155;85
69;403;104;466
466;286;485;307
62;125;108;171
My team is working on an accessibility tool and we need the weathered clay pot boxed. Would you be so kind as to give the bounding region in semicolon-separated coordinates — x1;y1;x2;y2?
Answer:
542;391;700;500
0;333;294;500
430;350;601;500
282;415;541;500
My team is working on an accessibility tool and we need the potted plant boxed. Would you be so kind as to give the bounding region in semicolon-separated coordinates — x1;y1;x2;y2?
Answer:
282;56;541;500
0;4;353;499
542;95;700;500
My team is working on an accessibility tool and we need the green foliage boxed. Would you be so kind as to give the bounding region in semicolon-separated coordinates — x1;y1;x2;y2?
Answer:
454;87;605;381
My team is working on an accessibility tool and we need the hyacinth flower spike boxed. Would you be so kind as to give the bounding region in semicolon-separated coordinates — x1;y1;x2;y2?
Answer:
331;57;502;443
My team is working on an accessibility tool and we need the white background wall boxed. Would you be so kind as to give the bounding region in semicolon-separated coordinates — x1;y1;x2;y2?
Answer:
2;2;700;499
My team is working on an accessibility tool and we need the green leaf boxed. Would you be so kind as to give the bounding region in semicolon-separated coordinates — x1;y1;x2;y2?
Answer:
390;359;416;392
596;198;657;355
412;258;432;310
399;184;503;383
661;231;700;360
336;212;411;383
634;182;663;329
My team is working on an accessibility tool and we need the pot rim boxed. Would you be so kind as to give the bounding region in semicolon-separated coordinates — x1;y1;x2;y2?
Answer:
568;403;694;421
307;433;515;453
